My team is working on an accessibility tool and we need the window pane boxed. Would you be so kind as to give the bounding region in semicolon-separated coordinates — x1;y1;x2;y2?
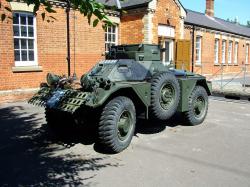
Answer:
108;34;111;42
21;26;27;37
112;26;116;33
20;15;26;25
105;33;107;42
28;50;34;61
13;25;20;36
28;16;33;25
14;39;20;49
28;39;34;49
28;26;34;37
21;39;27;49
21;50;27;61
13;14;19;24
112;34;115;42
14;50;20;61
108;26;111;32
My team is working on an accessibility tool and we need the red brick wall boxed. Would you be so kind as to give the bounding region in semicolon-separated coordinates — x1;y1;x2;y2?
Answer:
120;8;145;44
120;1;182;45
152;0;182;43
0;1;105;93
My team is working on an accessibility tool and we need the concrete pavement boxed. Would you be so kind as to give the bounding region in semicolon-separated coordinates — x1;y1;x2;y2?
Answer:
0;99;250;187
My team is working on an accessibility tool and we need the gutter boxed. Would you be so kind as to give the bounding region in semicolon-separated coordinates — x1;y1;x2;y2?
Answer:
122;2;150;10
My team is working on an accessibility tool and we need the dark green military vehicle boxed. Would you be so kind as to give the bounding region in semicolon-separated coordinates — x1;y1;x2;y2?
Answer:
29;44;211;153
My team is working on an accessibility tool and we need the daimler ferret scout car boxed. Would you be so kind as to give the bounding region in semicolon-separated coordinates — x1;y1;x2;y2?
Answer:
29;44;212;153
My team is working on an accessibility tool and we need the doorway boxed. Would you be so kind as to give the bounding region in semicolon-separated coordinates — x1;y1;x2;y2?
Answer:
160;39;174;66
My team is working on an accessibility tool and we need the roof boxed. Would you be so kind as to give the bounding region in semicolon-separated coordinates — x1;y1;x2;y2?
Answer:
185;9;250;38
96;0;152;9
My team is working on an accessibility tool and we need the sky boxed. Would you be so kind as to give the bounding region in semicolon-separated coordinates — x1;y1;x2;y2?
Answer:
180;0;250;25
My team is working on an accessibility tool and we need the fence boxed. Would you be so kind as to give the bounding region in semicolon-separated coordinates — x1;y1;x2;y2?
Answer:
173;61;250;93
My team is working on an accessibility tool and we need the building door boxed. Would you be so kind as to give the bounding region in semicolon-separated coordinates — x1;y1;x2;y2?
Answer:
164;40;174;65
175;40;191;70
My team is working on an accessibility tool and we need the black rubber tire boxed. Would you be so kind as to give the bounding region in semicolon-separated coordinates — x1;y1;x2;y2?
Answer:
98;96;136;153
150;72;180;120
184;86;208;126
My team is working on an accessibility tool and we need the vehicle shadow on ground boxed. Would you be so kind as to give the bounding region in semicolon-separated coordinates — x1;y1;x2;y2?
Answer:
135;112;186;135
0;105;119;187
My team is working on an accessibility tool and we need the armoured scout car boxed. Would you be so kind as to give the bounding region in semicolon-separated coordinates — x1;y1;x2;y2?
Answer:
29;44;211;153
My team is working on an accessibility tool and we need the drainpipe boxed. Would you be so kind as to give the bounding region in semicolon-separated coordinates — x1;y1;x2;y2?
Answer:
66;0;71;77
115;0;121;9
191;25;195;72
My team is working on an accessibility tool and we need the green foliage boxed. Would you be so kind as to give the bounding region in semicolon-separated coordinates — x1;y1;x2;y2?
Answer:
0;0;114;27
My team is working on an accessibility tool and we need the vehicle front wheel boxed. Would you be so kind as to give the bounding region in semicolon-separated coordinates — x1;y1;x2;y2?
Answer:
98;96;136;153
184;86;208;126
150;72;180;120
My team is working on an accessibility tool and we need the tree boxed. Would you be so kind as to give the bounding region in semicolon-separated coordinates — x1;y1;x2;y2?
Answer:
0;0;116;27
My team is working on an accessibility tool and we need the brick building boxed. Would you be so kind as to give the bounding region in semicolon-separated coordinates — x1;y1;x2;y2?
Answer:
184;0;250;76
0;0;249;102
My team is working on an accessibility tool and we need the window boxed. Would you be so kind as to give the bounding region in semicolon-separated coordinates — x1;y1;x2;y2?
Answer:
246;44;249;64
234;42;238;64
195;36;202;64
105;25;118;52
222;40;226;64
228;41;233;64
13;12;37;66
214;39;219;64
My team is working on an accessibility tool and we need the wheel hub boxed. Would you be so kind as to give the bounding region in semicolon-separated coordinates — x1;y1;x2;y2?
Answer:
160;84;175;110
193;96;205;117
117;111;132;141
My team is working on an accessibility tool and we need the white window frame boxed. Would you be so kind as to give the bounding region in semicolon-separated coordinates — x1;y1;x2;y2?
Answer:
228;41;233;64
214;39;219;64
13;12;38;67
222;40;226;64
246;44;249;64
195;36;202;64
105;24;118;52
234;42;238;64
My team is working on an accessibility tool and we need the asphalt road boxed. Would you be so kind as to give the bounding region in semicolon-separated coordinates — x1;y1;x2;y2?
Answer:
0;98;250;187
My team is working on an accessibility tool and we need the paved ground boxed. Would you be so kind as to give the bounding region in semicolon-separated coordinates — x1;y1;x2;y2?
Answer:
0;98;250;187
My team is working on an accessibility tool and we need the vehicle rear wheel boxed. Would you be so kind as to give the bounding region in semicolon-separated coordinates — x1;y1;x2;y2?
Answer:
98;96;136;153
150;72;180;120
184;86;208;126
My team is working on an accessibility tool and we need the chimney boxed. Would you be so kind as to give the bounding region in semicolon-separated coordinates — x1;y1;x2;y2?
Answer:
205;0;214;17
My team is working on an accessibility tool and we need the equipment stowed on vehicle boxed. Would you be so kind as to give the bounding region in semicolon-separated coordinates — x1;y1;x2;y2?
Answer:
29;44;212;153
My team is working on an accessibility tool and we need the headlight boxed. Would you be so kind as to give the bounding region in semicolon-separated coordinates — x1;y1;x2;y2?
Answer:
46;73;60;86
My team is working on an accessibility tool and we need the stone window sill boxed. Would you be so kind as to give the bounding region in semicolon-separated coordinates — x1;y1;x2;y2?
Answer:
12;66;43;73
195;63;202;67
